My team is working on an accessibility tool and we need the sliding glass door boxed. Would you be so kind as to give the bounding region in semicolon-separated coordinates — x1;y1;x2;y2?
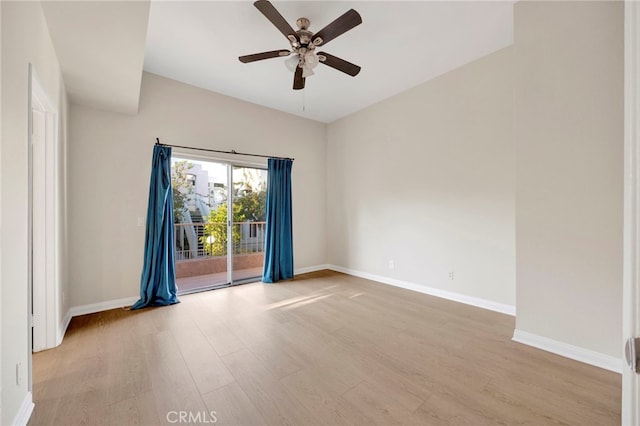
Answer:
171;155;266;294
231;166;268;283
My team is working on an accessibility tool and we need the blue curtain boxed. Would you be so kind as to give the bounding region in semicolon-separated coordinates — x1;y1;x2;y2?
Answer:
131;145;179;309
263;158;294;283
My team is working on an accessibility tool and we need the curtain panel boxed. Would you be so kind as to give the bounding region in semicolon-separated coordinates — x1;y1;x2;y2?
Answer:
132;145;179;309
263;158;294;283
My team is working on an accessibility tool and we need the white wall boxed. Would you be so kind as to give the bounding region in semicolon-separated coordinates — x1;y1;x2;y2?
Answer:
1;1;68;424
0;2;3;421
68;72;327;307
514;1;623;358
327;47;516;308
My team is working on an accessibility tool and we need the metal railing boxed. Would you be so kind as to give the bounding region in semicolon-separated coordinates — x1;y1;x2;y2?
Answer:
175;221;266;261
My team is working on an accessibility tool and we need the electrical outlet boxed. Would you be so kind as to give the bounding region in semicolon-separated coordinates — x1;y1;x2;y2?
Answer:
136;217;145;227
388;260;395;270
448;271;454;280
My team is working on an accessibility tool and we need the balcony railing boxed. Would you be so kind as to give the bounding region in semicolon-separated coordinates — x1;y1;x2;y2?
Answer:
175;221;266;261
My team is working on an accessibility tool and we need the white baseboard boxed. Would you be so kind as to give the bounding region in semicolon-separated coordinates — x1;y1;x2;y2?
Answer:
56;309;72;346
66;266;326;318
327;264;516;316
295;264;330;275
13;392;34;426
512;329;623;374
69;296;138;318
67;268;329;318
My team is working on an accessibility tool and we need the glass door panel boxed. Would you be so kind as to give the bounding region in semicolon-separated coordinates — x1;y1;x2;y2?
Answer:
172;156;229;294
231;166;268;283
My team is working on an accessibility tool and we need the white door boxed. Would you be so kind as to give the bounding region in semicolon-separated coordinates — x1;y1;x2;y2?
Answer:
31;108;47;352
623;1;640;424
29;68;58;353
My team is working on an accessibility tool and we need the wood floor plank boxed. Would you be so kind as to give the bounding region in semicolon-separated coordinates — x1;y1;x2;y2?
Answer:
200;382;265;426
412;392;512;426
485;373;620;425
51;377;109;426
280;368;372;426
173;328;236;396
26;395;59;426
198;323;246;357
29;271;621;426
182;349;236;396
221;348;320;426
245;338;302;380
142;334;200;396
342;380;415;425
269;320;366;394
151;388;209;426
105;390;162;426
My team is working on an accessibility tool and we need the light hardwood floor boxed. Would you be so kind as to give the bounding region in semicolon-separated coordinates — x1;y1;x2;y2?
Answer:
29;270;620;426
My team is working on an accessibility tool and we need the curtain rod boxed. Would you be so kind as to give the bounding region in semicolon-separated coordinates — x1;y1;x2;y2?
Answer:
155;138;294;161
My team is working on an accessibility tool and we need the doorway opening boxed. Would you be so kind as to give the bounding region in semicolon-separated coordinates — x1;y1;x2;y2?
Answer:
171;155;267;294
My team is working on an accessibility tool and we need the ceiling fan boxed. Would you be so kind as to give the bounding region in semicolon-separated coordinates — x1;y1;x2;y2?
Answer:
239;0;362;90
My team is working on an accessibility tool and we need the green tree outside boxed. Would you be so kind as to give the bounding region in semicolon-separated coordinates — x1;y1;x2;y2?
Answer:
201;190;267;256
202;202;243;257
234;191;266;221
171;160;194;223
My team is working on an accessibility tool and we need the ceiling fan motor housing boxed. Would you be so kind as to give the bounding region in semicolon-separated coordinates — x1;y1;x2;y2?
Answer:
293;19;314;48
296;17;310;30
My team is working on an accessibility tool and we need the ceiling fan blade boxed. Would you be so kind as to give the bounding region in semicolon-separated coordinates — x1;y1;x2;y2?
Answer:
254;0;298;42
239;50;290;63
317;52;361;76
312;9;362;47
293;66;305;90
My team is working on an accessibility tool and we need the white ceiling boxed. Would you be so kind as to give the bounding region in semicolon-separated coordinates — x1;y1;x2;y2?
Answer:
144;1;514;123
41;1;514;122
41;0;150;115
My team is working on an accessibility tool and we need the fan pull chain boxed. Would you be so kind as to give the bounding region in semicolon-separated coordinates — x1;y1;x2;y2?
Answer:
302;89;306;112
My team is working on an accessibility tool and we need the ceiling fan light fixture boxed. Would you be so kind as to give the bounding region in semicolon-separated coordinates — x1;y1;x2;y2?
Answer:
284;55;300;72
304;51;319;68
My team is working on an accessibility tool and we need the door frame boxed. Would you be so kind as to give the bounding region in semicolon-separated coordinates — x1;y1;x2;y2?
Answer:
623;1;640;423
171;150;267;288
28;64;59;354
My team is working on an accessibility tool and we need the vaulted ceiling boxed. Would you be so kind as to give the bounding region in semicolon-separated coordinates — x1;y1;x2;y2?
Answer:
42;1;514;123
